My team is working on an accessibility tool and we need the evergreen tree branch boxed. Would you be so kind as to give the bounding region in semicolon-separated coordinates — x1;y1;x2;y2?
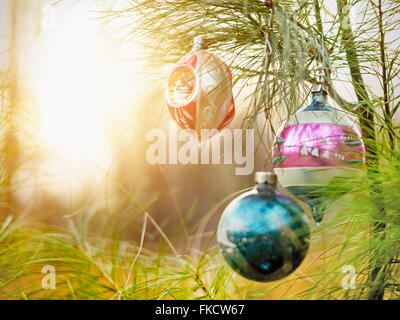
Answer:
263;0;357;111
311;0;358;112
337;0;388;300
337;0;374;129
376;0;395;149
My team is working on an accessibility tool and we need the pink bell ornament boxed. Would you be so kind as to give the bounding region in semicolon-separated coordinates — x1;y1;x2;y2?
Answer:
165;36;235;137
272;84;366;225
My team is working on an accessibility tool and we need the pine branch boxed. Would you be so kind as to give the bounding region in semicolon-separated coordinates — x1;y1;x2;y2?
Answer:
337;0;389;300
337;0;374;132
376;0;395;149
311;0;358;111
263;0;357;111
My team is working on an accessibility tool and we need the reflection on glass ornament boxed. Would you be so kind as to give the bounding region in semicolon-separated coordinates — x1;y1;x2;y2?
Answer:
217;172;310;282
165;36;235;137
272;84;366;225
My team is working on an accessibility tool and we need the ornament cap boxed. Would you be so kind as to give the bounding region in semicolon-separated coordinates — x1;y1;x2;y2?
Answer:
311;83;328;96
255;171;277;185
193;36;208;50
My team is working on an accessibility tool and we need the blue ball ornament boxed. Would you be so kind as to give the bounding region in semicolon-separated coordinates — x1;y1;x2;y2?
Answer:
217;172;311;282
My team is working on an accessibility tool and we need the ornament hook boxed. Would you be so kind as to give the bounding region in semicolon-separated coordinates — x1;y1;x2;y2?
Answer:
193;36;208;50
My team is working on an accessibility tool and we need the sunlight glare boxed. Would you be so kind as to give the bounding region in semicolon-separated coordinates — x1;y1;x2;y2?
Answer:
35;5;103;154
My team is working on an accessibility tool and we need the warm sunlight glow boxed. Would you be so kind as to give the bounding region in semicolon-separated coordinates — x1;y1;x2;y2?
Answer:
34;4;103;155
22;1;144;198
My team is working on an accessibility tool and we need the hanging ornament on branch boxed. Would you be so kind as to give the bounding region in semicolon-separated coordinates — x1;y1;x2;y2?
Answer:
272;83;366;225
165;36;235;138
217;172;310;282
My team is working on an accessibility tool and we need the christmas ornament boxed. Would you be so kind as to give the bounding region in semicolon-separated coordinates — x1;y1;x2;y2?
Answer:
217;172;310;282
165;36;235;137
272;84;365;225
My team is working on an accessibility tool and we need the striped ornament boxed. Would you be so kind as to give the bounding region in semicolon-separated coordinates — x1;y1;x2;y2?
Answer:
272;96;365;224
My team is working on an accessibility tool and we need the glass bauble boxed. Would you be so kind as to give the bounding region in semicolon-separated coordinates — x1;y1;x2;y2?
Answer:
165;37;235;137
272;85;365;225
217;173;310;282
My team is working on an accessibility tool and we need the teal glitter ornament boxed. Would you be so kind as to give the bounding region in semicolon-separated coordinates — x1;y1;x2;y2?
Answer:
217;172;310;282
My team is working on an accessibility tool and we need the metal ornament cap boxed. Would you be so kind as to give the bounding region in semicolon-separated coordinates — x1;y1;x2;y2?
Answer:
311;83;328;95
193;36;208;51
255;171;277;185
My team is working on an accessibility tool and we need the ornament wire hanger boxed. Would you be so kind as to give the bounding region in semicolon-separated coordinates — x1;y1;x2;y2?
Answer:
262;15;275;172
